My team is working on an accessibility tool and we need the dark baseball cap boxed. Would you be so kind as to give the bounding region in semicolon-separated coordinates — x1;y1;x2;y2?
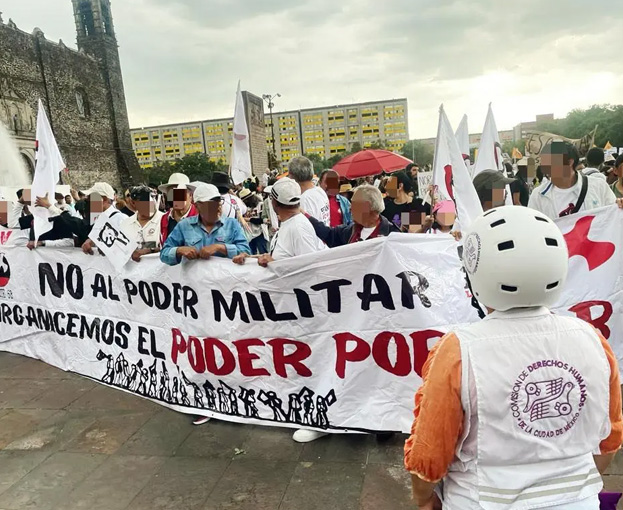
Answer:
473;170;516;192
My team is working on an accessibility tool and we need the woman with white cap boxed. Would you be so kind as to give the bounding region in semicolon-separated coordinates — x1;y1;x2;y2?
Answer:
405;205;622;510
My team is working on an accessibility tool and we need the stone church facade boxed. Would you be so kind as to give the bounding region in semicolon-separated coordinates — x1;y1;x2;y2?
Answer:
0;0;140;189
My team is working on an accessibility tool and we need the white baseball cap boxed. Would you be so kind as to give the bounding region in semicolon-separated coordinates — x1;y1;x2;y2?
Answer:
81;182;116;200
271;177;301;206
193;183;221;203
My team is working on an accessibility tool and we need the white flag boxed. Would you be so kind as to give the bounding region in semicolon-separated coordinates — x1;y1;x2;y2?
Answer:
432;105;483;230
32;99;65;240
230;81;252;185
472;103;504;177
455;114;470;161
89;213;137;272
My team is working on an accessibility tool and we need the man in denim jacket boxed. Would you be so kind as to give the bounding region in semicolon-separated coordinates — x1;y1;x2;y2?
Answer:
160;183;250;266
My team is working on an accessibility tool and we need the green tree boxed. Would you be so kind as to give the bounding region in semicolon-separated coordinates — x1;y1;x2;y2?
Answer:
143;153;227;187
533;104;623;147
368;139;387;150
401;140;434;166
350;142;363;153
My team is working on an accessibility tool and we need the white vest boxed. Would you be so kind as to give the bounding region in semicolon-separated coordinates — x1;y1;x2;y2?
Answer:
444;308;611;510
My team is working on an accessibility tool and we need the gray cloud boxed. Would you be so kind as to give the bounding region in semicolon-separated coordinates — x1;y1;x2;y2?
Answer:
3;0;623;137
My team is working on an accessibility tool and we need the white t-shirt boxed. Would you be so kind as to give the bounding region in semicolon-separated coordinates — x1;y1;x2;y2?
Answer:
528;173;616;219
360;226;376;240
301;186;330;226
121;210;164;249
269;213;327;260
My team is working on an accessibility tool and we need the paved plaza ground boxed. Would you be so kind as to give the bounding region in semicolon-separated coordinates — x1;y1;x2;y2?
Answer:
0;351;622;509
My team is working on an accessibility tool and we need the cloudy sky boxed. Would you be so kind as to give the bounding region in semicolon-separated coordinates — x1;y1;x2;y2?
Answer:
4;0;623;138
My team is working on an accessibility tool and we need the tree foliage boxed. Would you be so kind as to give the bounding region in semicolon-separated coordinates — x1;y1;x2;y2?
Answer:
142;153;227;187
400;140;434;166
535;104;623;147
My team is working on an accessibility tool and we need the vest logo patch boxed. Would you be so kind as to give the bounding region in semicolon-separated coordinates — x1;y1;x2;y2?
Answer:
463;233;480;275
510;360;587;438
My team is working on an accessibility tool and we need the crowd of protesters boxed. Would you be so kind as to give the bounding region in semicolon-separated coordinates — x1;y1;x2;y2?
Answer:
2;140;623;262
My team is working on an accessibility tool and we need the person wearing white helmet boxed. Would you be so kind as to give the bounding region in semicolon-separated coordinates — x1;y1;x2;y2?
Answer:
405;205;622;510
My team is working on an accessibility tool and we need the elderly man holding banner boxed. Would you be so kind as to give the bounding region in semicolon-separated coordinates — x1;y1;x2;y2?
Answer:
160;183;250;266
306;184;399;246
405;205;623;510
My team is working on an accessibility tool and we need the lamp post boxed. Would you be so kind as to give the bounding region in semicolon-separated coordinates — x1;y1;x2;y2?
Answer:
262;93;280;156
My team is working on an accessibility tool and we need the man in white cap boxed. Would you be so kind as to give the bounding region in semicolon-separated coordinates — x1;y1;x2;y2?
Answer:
232;178;327;444
405;206;622;510
233;177;326;267
79;182;123;254
158;173;197;245
160;183;250;266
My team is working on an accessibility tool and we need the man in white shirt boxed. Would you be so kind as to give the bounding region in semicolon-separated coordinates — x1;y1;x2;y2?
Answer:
288;156;330;226
80;182;124;254
233;177;326;265
528;141;621;219
121;185;164;262
232;177;327;444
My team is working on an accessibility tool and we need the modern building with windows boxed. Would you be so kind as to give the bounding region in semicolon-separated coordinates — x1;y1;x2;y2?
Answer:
131;98;409;169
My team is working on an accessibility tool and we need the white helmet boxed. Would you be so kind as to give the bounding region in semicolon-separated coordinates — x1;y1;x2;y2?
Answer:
462;206;568;311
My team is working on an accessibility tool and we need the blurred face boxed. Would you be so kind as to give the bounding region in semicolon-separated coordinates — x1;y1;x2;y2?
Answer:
172;188;190;211
0;200;7;225
385;176;399;198
540;152;574;181
410;166;419;177
88;193;104;224
65;195;72;205
436;211;456;227
21;189;32;205
351;191;377;226
481;187;507;211
196;199;222;223
136;199;156;218
321;173;340;196
401;211;426;232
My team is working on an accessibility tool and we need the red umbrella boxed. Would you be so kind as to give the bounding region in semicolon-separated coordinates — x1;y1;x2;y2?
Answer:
333;150;413;179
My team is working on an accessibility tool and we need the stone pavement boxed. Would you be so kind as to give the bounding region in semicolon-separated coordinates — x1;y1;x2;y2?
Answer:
0;351;622;510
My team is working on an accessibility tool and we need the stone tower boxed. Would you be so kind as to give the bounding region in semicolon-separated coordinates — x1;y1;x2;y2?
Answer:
71;0;140;185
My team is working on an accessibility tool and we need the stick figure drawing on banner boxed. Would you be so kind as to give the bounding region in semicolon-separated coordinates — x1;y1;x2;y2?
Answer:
182;372;204;408
239;387;260;418
259;390;287;422
96;350;114;385
148;359;158;398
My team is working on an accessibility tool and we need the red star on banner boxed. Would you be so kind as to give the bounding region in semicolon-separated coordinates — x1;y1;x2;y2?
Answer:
563;215;615;271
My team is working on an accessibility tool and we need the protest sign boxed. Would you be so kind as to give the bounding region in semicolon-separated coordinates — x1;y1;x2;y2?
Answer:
0;207;621;434
417;171;433;200
88;214;137;271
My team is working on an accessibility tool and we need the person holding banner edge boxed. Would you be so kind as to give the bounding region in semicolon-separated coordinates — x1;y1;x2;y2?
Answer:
160;183;250;266
404;205;623;510
121;186;164;262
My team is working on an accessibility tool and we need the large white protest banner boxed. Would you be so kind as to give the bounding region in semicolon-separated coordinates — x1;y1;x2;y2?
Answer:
0;207;621;433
